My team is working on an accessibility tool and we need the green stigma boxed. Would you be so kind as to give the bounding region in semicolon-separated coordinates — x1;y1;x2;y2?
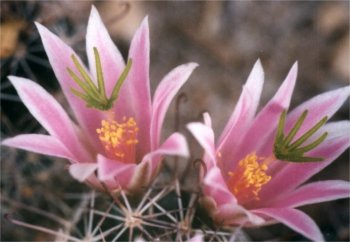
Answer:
274;109;328;162
67;47;132;110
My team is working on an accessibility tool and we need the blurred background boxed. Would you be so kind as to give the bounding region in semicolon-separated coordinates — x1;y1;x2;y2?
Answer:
1;1;349;241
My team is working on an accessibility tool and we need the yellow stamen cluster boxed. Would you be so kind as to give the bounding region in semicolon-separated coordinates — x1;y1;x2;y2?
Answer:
227;152;271;203
96;117;139;163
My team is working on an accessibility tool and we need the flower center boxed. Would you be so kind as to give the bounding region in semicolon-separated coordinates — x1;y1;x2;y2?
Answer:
227;152;271;203
96;116;139;163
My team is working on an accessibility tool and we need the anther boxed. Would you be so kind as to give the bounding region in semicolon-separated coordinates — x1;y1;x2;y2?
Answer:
227;153;271;203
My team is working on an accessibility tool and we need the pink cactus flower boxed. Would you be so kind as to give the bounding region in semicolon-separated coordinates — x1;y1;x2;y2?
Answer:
2;7;197;192
187;60;350;241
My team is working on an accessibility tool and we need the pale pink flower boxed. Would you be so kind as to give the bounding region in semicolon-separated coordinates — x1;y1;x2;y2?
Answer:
187;60;350;241
3;7;196;192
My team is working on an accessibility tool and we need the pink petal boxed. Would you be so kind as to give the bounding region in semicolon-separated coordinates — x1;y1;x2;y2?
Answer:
36;22;103;150
97;155;136;188
203;166;237;206
253;208;324;242
142;132;189;169
217;60;264;172
151;63;198;149
284;86;350;142
86;6;125;96
235;63;297;159
69;163;98;182
8;76;92;162
254;79;349;175
259;121;350;204
270;180;350;208
215;202;265;226
2;134;76;161
187;121;216;166
125;17;152;157
97;155;135;179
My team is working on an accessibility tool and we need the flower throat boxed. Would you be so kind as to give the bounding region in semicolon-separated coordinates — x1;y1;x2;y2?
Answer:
96;116;139;163
227;153;271;203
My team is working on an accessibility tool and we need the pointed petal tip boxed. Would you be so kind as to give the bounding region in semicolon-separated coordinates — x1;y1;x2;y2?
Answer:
35;22;55;45
8;75;24;81
181;62;199;72
88;5;103;29
89;4;101;22
343;85;350;95
134;15;150;36
291;61;298;72
35;21;62;47
8;76;45;97
7;75;16;79
188;62;199;68
141;15;149;26
1;138;11;147
7;76;33;90
34;21;43;30
91;4;98;13
1;136;25;149
7;75;19;84
327;85;350;101
289;64;298;84
282;61;298;87
253;59;264;73
245;59;264;87
35;21;49;35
